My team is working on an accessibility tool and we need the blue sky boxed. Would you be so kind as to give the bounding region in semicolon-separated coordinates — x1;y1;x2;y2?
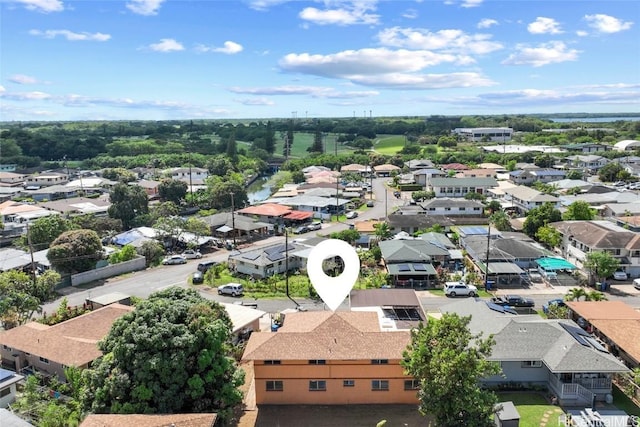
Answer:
1;0;638;121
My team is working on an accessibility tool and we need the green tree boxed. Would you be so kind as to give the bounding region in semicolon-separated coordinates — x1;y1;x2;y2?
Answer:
536;225;562;249
563;200;596;220
411;190;435;201
0;270;60;329
137;239;165;267
489;211;511;231
564;287;588;301
108;244;137;264
308;126;324;153
329;229;361;245
523;203;562;238
534;154;555;168
158;178;188;205
373;222;393;241
598;162;624;183
102;167;138;183
82;287;244;418
47;229;103;274
585;290;608;301
26;215;73;250
108;183;149;230
485;200;502;215
566;169;583;180
464;191;486;202
225;131;238;163
584;251;620;284
71;213;122;238
402;313;500;427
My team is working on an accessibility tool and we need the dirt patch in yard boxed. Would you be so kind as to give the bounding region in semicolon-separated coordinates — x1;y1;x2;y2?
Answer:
251;405;427;427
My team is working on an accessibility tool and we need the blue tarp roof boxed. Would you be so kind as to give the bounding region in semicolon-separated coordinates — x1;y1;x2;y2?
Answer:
535;257;576;271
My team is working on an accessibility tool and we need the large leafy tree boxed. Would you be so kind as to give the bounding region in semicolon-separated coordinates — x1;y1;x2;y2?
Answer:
536;225;562;249
81;287;244;418
523;202;562;238
584;251;620;284
563;201;596;221
108;183;149;230
0;270;60;329
489;211;511;231
206;174;247;210
403;313;500;427
25;214;73;251
158;178;188;205
47;229;103;274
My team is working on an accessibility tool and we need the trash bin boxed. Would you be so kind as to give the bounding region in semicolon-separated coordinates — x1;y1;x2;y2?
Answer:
596;283;602;291
602;281;609;291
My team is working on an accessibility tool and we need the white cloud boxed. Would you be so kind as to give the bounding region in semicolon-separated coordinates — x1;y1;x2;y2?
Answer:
477;19;498;29
461;0;483;8
0;90;52;100
126;0;165;16
502;41;580;67
584;14;633;33
235;98;275;106
17;0;63;13
402;9;418;19
9;74;38;84
0;85;5;94
245;0;289;11
456;87;640;107
196;41;244;54
147;38;184;52
377;27;503;55
228;85;379;99
528;17;563;34
347;72;495;89
29;29;111;41
576;30;588;37
299;2;380;26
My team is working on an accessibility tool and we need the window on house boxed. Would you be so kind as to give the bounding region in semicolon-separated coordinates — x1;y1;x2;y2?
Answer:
308;360;326;365
404;380;420;390
371;380;389;391
445;207;451;211
460;207;466;211
0;388;11;398
264;360;281;365
521;360;542;368
2;345;11;351
371;359;388;365
343;380;355;387
266;380;283;391
309;380;326;391
39;357;49;364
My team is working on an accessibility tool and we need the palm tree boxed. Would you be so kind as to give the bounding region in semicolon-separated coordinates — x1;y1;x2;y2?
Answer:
585;290;608;301
564;287;588;301
373;222;393;242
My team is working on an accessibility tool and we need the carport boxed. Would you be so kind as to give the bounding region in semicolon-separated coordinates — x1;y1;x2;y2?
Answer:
477;261;524;288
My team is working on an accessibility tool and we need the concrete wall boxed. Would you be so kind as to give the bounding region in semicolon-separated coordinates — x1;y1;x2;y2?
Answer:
71;255;146;286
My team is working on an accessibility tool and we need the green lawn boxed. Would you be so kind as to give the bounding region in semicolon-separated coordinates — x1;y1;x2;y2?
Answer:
497;392;564;427
373;135;407;155
272;132;355;158
613;384;640;416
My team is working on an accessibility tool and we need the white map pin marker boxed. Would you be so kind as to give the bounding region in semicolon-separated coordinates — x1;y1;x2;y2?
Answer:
307;239;360;311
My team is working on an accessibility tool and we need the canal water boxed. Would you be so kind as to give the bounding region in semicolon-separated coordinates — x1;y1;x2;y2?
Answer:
246;175;273;204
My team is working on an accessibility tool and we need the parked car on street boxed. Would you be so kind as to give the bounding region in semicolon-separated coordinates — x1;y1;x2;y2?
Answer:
181;249;202;259
542;298;566;314
612;270;628;281
444;282;478;297
393;190;401;198
162;255;187;265
218;283;244;297
293;225;308;234
192;270;204;284
345;211;358;219
197;260;218;272
307;222;322;231
366;201;374;207
491;294;535;308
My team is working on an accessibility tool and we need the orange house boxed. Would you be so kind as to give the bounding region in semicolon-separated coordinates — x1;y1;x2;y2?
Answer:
242;311;418;405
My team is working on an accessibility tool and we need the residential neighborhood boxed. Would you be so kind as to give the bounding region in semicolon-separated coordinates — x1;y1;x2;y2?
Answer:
1;117;640;427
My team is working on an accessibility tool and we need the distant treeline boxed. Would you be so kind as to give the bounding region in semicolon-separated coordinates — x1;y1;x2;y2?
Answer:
0;115;637;168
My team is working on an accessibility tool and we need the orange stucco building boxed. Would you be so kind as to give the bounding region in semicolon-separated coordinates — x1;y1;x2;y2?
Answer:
242;311;418;405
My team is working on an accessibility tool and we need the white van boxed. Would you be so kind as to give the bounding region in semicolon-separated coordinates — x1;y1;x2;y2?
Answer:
633;278;640;291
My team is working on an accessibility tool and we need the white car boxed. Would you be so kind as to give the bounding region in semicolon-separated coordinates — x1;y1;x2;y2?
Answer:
218;283;244;297
162;255;187;265
181;249;202;259
613;271;628;281
345;211;358;219
444;281;478;297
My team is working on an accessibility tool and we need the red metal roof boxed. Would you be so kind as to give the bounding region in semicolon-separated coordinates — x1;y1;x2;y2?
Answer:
238;203;291;217
283;210;314;220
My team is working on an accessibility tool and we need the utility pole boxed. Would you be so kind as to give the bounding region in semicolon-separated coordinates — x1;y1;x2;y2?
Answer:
484;224;491;290
335;177;340;222
26;222;36;285
230;192;236;248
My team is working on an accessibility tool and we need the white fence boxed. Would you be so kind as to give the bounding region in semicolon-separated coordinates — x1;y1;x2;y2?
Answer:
71;256;146;286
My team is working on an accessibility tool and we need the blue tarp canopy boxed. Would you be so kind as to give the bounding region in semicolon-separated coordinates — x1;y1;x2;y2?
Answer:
535;257;576;271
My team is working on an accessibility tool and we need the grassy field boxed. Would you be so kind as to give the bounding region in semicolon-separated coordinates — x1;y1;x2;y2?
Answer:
373;135;407;155
272;132;355;159
497;392;564;427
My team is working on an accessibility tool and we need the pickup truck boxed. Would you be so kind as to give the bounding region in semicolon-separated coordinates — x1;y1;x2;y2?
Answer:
491;294;535;308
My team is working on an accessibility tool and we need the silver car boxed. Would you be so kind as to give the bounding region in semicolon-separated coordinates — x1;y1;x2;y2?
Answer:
218;283;244;297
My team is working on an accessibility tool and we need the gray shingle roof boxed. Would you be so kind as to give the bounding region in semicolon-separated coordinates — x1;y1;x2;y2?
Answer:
429;177;497;187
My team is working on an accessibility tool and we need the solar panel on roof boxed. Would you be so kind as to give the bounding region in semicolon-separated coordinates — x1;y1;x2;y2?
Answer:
560;323;590;347
266;253;285;262
583;336;608;352
242;253;261;261
398;264;410;272
486;301;517;314
0;369;15;382
412;264;427;271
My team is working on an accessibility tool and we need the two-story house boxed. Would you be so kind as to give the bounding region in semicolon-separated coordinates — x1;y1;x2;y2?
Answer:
550;220;640;278
242;311;416;405
420;198;484;216
25;172;68;189
509;169;566;185
565;155;609;173
427;177;497;198
503;186;560;214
